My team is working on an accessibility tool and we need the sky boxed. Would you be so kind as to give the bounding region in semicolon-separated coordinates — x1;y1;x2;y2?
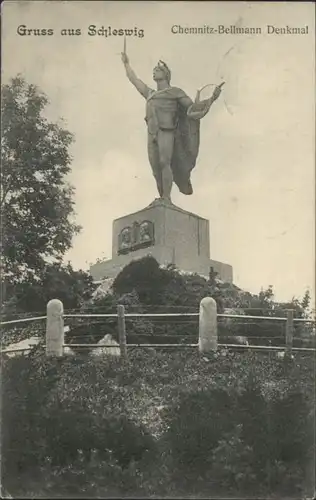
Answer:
2;0;315;302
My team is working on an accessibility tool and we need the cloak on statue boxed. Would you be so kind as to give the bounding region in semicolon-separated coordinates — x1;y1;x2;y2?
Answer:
145;86;214;195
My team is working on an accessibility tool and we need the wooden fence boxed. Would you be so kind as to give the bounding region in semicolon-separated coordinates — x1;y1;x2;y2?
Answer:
1;297;315;359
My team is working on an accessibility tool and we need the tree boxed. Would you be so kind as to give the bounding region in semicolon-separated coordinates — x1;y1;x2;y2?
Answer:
4;262;97;314
300;290;311;315
1;75;80;286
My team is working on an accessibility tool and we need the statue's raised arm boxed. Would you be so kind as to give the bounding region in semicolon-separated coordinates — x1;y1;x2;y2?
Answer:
120;47;225;204
121;51;151;99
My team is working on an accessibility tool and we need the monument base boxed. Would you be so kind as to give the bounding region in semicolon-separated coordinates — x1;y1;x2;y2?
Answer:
90;199;233;283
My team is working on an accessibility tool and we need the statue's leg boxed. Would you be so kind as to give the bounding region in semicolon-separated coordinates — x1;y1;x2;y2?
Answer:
157;130;174;202
147;134;163;197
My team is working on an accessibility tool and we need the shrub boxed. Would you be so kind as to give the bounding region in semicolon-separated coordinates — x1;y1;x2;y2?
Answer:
236;376;271;477
163;387;238;473
270;390;314;466
1;351;157;487
45;406;155;469
161;364;314;496
112;256;172;304
211;426;257;492
1;347;314;498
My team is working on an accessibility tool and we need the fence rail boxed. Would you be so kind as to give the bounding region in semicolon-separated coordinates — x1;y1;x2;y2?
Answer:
0;316;47;326
63;312;200;318
2;343;315;355
2;312;315;326
1;298;315;358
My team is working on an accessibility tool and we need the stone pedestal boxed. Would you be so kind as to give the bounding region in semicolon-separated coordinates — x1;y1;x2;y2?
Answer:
90;199;233;283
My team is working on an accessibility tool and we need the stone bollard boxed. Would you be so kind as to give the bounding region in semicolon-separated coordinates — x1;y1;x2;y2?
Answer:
46;299;64;357
199;297;218;354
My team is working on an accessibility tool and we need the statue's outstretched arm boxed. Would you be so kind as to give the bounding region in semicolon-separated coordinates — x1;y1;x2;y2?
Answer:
121;52;151;99
178;93;213;119
186;83;225;119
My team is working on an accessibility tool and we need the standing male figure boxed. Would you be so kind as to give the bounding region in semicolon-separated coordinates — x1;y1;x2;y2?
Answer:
121;51;223;203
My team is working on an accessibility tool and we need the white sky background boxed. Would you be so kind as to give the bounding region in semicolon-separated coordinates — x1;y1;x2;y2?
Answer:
2;1;315;302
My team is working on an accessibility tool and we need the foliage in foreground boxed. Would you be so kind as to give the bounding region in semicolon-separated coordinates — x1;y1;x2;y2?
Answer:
1;348;315;498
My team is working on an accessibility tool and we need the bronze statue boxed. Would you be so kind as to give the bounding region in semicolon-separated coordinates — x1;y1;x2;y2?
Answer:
121;45;224;203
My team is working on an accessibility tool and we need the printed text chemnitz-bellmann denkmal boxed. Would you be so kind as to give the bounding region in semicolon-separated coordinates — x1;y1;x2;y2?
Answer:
171;25;309;35
16;24;309;37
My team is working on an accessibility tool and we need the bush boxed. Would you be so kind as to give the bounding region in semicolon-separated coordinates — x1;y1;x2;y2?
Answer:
1;348;314;498
218;318;287;346
45;407;155;469
112;256;172;304
211;426;257;492
3;263;96;316
163;387;238;473
236;376;271;477
161;363;314;496
1;351;157;487
270;390;314;466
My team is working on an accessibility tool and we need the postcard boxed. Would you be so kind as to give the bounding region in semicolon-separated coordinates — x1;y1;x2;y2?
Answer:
1;1;315;499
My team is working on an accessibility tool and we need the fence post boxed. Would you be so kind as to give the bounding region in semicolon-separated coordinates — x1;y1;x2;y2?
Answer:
199;297;218;354
117;304;127;360
285;309;294;359
46;299;64;357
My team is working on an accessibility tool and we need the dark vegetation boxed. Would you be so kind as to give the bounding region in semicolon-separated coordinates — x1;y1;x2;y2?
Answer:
63;256;314;351
2;348;315;498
